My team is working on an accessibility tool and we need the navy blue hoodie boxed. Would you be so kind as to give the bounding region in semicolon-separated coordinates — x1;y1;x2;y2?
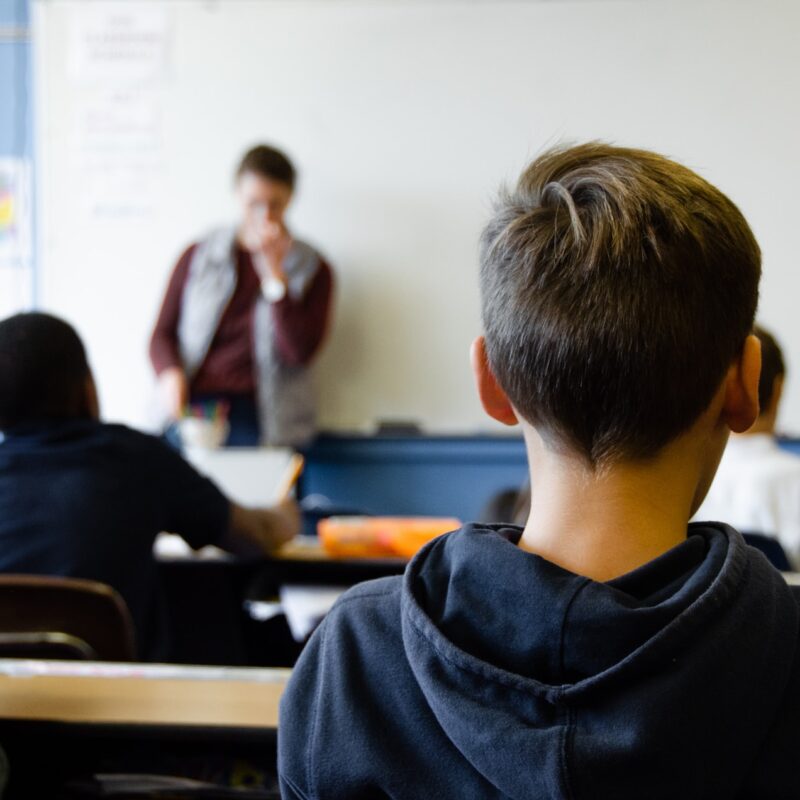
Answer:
278;523;800;799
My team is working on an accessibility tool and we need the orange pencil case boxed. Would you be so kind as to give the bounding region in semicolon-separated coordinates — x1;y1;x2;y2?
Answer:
318;516;461;559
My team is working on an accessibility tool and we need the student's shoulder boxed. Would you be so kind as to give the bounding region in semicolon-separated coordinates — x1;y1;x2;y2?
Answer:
98;421;161;444
96;423;180;462
740;586;800;797
787;583;800;610
726;444;800;497
281;574;404;684
324;575;403;634
292;576;404;676
280;576;409;795
769;580;800;697
754;443;800;477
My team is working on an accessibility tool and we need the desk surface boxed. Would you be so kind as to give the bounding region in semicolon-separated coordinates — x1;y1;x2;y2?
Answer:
0;661;288;729
156;533;408;567
1;572;798;729
273;535;406;565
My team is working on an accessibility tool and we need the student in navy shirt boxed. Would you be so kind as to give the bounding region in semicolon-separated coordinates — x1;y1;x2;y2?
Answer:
279;144;800;798
0;312;299;659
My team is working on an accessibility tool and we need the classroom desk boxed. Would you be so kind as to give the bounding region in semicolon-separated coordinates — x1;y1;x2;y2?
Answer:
155;536;408;666
0;660;288;728
0;661;289;797
254;536;407;587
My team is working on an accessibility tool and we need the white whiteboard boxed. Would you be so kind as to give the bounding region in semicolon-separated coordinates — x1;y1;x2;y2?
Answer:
34;0;800;434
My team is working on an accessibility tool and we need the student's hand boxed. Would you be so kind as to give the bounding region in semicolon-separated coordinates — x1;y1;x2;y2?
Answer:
159;366;188;420
225;500;301;555
273;497;302;546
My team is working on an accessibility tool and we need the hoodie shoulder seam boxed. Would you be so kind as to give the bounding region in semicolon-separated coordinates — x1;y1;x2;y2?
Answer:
334;587;398;607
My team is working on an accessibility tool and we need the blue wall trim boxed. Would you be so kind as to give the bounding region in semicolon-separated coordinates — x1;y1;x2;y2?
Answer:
0;0;29;27
0;40;30;157
299;434;529;522
0;0;35;303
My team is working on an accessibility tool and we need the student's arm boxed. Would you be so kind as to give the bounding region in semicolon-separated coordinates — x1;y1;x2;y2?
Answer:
153;436;298;553
219;499;300;557
150;246;195;418
271;261;333;367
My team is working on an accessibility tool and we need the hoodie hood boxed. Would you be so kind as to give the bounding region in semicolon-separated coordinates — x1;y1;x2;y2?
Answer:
401;523;799;799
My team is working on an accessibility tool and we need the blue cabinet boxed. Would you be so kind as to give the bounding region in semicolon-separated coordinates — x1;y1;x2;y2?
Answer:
299;434;528;522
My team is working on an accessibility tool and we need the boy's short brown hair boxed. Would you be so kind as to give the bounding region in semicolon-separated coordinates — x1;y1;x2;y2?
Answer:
236;144;296;190
479;143;761;464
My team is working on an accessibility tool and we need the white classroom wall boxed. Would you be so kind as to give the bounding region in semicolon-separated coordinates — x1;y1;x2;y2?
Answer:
34;0;800;434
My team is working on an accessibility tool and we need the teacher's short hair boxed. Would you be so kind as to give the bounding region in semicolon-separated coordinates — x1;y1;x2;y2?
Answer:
479;142;761;465
236;144;296;190
0;312;90;430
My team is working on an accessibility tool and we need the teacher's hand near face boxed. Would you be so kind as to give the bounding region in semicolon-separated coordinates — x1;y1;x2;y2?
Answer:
248;220;292;286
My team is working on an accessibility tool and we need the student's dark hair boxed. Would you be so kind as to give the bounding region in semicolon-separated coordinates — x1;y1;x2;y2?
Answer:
0;312;91;430
754;324;785;412
479;142;761;464
236;144;296;190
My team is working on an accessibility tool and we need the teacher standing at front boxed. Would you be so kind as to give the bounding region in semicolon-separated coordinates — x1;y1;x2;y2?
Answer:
149;145;334;446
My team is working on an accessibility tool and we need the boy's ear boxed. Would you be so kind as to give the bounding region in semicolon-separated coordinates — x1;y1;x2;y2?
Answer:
470;336;518;426
721;334;761;433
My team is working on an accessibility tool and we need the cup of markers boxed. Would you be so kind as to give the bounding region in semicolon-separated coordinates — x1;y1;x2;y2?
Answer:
177;401;230;449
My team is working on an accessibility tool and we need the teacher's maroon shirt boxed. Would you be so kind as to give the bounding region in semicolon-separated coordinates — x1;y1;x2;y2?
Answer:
149;241;333;395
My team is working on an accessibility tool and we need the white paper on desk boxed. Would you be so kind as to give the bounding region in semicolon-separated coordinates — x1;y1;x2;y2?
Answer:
280;585;346;642
153;448;294;559
153;533;231;561
183;446;294;507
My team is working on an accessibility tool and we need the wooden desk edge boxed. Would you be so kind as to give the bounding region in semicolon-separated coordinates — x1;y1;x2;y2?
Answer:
0;672;286;729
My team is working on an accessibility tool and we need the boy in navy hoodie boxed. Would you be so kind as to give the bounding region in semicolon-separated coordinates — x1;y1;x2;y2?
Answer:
279;143;800;799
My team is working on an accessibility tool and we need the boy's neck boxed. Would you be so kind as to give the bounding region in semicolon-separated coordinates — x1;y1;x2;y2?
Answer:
518;428;715;583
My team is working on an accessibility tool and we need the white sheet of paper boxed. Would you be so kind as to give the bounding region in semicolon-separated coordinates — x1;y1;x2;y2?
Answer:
153;447;295;560
279;585;347;642
182;446;295;507
152;533;231;561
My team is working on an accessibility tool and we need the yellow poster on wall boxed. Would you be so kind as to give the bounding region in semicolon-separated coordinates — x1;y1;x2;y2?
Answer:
0;158;31;268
